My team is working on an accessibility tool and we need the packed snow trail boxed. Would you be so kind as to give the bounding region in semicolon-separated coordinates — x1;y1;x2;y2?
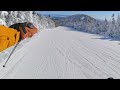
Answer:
2;26;120;79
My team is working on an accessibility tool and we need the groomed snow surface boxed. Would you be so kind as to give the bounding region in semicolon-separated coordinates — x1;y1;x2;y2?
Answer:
1;26;120;79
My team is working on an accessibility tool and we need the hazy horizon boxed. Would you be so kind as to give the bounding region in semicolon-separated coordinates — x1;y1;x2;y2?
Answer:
37;11;120;21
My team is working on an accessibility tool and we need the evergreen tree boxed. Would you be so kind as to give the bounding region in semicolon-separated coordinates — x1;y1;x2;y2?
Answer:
114;14;120;39
103;18;109;33
107;14;116;37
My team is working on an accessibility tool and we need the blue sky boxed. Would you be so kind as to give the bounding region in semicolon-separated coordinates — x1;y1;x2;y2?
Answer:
37;11;120;20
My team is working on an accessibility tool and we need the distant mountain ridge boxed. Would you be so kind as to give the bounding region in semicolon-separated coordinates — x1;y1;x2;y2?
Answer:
51;14;104;27
43;14;70;17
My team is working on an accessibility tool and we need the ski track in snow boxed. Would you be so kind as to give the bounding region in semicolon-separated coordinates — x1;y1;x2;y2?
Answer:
1;26;120;79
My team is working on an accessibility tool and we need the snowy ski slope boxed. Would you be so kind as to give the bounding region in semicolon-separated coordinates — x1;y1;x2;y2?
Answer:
1;26;120;79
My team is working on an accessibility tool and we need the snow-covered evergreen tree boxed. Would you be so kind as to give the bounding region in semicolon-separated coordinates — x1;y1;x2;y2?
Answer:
107;14;116;38
112;14;120;39
0;11;55;30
